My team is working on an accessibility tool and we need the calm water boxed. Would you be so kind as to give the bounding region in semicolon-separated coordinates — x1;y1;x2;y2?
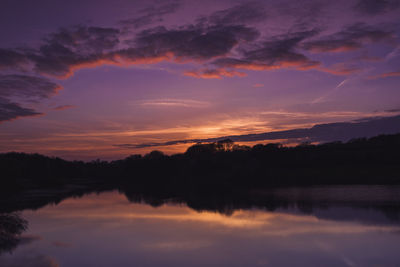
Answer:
1;186;400;267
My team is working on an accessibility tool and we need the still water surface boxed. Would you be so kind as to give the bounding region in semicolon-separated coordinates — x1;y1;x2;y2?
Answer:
1;186;400;267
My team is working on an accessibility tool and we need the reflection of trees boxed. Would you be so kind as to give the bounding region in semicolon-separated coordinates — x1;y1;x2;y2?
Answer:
121;187;400;225
0;213;28;255
0;134;400;228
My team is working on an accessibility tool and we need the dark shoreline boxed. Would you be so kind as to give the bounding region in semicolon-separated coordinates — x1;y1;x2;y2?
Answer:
1;133;400;215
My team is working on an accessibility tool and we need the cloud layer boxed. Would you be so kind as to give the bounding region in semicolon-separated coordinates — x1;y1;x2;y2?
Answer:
0;75;61;122
354;0;400;15
0;97;41;122
0;1;397;81
0;0;399;124
303;23;394;53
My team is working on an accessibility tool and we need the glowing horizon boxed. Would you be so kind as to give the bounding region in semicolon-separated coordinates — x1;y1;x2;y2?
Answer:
1;0;400;160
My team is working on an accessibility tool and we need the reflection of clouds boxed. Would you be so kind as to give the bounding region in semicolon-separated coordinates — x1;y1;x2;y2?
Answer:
341;256;356;267
16;191;400;267
32;192;400;236
142;240;211;251
0;253;59;267
18;235;42;246
315;241;357;267
40;207;271;228
258;221;395;237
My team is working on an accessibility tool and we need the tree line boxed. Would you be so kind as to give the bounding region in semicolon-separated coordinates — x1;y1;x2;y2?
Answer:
1;133;400;195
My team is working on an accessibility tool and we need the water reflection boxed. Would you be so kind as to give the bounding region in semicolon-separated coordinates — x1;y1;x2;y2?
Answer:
0;187;400;266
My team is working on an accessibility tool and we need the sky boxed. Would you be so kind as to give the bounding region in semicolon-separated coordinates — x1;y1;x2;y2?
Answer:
0;0;399;160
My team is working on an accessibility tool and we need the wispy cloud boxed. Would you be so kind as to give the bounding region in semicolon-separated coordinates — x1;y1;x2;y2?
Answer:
119;1;181;29
114;115;400;149
53;105;76;111
0;74;62;122
368;70;400;80
137;99;210;108
353;0;400;15
303;23;395;53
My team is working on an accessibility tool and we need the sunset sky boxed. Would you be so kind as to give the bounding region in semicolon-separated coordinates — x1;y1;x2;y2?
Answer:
0;0;399;160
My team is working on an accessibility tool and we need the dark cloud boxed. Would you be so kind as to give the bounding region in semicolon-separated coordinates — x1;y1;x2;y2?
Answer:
29;42;87;78
213;30;320;71
0;48;28;70
0;22;259;78
0;74;61;99
203;2;267;25
115;115;400;149
0;26;120;77
0;75;60;122
0;97;41;123
28;26;120;77
120;1;181;29
0;6;396;81
303;23;394;53
132;24;259;61
243;30;318;66
354;0;400;15
46;25;120;53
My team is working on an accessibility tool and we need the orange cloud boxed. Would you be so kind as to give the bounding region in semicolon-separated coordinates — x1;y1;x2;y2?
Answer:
53;105;76;111
184;68;247;79
215;58;321;73
320;63;361;76
305;43;361;53
368;71;400;80
45;52;174;79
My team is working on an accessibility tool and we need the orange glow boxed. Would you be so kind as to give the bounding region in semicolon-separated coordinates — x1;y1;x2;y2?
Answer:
46;53;174;79
319;63;361;75
31;191;400;235
2;110;396;159
42;51;239;79
307;45;360;53
184;68;247;79
368;71;400;79
222;60;320;72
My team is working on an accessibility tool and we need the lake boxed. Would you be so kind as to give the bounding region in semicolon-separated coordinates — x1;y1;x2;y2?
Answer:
1;186;400;267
